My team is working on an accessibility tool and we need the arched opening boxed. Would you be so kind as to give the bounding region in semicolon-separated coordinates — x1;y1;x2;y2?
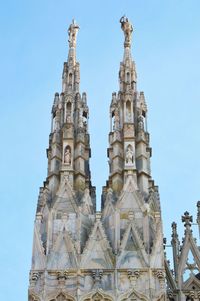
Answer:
126;72;130;83
126;100;132;122
68;73;72;88
66;102;72;123
82;291;113;301
50;292;74;301
82;110;88;128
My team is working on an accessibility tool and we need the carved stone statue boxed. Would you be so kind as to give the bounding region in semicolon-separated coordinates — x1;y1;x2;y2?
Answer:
138;115;144;131
68;19;79;48
120;16;133;46
113;109;120;130
64;147;71;165
126;145;134;164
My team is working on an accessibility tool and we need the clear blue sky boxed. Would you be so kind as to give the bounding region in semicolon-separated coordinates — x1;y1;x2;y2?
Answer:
0;1;200;300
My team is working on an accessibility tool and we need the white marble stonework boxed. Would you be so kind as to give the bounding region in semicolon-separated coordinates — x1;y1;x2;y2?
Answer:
29;18;200;301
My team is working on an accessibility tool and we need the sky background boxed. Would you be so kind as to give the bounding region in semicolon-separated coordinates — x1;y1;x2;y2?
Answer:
0;0;200;300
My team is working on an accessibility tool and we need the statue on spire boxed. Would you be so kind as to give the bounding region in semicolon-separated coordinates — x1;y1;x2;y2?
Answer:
120;16;133;47
68;19;79;48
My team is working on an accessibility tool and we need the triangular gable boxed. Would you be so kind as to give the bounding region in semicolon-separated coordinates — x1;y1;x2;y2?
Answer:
80;289;113;301
117;221;148;268
47;230;78;270
118;287;148;301
81;219;114;269
178;232;200;283
53;176;78;213
183;273;200;290
116;175;145;212
31;225;46;270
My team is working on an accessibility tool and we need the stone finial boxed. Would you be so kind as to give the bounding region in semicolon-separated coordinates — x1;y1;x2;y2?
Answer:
120;16;133;47
182;211;193;228
68;19;79;48
171;222;178;237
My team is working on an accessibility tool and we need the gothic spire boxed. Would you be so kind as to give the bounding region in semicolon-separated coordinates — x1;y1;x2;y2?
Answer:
67;19;79;65
62;19;80;93
105;17;151;197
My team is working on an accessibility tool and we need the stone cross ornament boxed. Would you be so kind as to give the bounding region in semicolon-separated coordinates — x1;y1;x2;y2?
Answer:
120;16;133;47
68;19;79;48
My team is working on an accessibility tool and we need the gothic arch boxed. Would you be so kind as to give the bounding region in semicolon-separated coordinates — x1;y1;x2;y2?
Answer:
49;292;75;301
80;289;113;301
119;288;149;301
126;100;131;122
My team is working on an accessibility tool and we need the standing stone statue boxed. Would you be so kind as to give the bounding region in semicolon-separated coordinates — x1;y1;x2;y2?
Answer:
126;145;134;164
120;16;133;46
114;109;120;130
68;19;79;48
64;147;71;165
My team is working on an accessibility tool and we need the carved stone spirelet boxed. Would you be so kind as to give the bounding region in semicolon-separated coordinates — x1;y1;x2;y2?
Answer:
120;15;133;47
68;19;79;48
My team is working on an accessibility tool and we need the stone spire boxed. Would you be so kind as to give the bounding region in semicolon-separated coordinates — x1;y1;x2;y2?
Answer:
29;19;167;301
62;19;80;93
29;21;96;300
101;17;166;301
105;16;151;197
47;20;94;197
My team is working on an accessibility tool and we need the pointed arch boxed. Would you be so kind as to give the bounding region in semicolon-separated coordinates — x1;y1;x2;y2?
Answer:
49;292;75;301
80;289;113;301
118;287;149;301
126;100;132;122
177;233;200;286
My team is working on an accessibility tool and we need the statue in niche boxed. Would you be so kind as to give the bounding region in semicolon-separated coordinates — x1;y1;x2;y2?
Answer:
126;145;134;164
126;109;132;122
66;114;71;123
79;109;83;128
68;19;79;48
120;16;133;45
64;146;71;165
138;114;144;131
113;109;120;130
54;115;60;132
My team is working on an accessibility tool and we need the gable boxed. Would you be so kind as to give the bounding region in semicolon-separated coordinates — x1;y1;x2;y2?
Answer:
116;176;145;213
47;230;78;270
117;222;148;268
81;220;114;269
